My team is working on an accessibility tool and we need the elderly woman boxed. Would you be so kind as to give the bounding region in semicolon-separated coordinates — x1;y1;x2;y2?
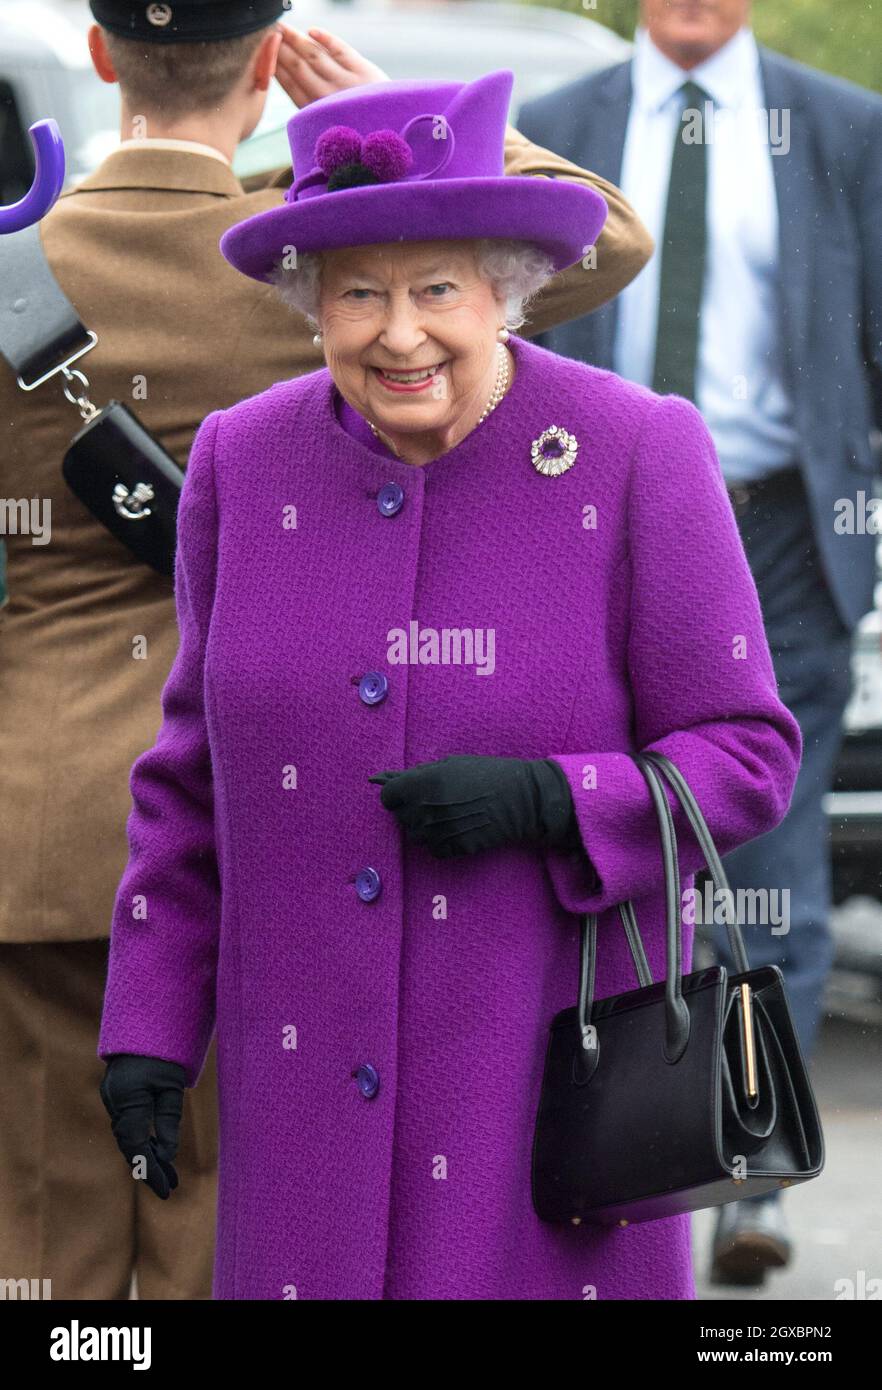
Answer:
98;71;801;1301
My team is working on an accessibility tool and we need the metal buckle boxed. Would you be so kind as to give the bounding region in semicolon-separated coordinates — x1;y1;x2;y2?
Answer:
60;367;100;422
15;331;98;392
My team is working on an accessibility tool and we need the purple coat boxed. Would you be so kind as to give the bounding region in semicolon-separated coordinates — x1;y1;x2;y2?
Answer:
98;335;801;1300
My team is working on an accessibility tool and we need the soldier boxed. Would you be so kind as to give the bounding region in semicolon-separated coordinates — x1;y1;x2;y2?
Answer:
0;0;651;1299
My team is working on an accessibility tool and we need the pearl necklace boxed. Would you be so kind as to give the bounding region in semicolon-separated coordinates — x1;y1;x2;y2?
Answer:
366;341;511;454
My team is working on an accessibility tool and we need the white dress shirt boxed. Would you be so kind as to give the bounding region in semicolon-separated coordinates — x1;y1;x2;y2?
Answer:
613;25;799;483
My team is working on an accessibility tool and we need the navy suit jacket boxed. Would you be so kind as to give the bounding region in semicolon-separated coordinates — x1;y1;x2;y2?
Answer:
520;47;882;630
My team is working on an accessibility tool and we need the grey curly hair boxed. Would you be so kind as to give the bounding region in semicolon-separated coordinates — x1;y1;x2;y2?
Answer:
267;240;555;331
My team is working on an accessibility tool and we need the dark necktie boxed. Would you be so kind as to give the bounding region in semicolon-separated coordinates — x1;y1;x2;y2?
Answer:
651;80;711;401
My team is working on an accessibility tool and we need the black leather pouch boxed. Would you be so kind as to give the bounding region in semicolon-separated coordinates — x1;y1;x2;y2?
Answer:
62;401;184;577
0;225;184;578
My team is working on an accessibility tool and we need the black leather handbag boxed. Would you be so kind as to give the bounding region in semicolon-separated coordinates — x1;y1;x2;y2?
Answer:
531;749;824;1226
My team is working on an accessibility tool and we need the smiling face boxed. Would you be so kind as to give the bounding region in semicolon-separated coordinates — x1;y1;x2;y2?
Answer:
316;240;507;463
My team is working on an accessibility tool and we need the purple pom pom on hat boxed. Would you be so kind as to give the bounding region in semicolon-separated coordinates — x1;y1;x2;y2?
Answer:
314;125;364;175
361;130;412;182
313;124;413;185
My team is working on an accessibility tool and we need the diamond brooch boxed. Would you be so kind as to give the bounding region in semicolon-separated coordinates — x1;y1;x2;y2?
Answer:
531;425;578;477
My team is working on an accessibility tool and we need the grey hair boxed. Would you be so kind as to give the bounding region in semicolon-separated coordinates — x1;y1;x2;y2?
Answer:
267;239;555;331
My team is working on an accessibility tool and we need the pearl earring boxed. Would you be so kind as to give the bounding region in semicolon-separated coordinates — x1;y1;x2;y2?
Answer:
497;327;510;343
312;332;323;348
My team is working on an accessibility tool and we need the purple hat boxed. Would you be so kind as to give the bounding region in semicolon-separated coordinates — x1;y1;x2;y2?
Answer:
220;70;608;279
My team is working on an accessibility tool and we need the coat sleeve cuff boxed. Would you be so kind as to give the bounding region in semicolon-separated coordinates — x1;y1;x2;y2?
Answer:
541;751;637;916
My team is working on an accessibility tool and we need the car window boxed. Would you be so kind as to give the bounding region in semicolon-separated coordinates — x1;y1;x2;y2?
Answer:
0;77;32;205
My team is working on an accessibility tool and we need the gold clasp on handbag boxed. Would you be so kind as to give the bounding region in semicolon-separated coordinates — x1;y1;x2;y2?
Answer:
739;983;758;1101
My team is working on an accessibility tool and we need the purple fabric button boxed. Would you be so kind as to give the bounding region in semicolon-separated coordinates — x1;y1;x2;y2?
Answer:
355;867;381;902
358;671;389;706
354;1063;380;1099
377;482;404;517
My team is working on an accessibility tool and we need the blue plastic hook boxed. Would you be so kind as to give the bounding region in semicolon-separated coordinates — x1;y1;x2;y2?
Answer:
0;119;65;234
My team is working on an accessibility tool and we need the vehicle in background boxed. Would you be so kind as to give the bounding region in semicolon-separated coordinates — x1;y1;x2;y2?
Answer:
827;594;882;1024
1;0;630;196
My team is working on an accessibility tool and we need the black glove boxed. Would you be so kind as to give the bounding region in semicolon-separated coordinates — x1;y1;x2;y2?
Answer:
99;1053;186;1199
368;754;581;859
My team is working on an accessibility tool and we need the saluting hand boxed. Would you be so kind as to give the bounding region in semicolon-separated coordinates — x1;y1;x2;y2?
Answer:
275;26;388;109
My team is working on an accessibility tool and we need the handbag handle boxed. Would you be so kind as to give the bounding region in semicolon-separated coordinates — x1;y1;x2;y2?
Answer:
577;751;750;1072
642;750;749;973
577;755;689;1068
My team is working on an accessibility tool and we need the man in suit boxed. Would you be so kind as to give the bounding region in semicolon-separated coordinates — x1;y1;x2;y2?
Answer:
520;0;882;1287
0;0;652;1298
